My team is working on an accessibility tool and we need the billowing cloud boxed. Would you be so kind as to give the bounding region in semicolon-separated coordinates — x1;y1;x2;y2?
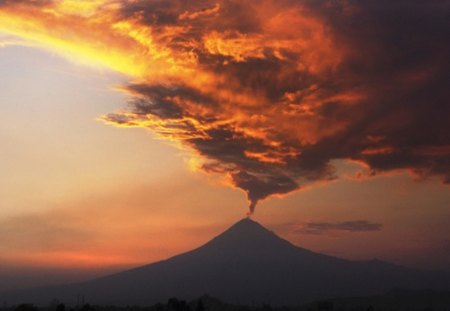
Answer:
296;220;383;235
0;0;449;213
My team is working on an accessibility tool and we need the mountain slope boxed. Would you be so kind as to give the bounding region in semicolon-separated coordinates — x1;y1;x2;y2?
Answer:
2;218;449;306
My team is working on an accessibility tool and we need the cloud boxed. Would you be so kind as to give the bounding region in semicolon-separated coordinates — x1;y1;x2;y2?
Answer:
0;213;94;252
0;33;27;48
0;39;14;47
296;220;383;235
1;0;449;213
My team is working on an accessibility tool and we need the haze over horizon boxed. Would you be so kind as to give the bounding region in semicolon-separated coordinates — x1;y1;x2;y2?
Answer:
0;0;449;293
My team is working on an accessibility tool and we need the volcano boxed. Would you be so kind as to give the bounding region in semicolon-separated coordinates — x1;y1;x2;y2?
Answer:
2;218;450;306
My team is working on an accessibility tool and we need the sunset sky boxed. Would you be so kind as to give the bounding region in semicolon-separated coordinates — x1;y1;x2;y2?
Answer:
0;0;449;291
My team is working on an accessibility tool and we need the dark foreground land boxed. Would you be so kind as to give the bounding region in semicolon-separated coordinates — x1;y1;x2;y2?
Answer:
5;289;450;311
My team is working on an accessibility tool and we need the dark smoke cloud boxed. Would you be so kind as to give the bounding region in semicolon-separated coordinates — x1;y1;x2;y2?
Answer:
99;0;450;213
296;220;383;235
0;1;448;213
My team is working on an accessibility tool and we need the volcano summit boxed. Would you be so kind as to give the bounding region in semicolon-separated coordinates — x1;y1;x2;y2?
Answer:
3;218;450;306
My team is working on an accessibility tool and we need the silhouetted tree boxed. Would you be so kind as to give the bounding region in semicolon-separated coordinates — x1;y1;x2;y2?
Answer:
14;304;38;311
168;298;179;311
195;300;204;311
154;303;164;311
80;304;94;311
56;304;65;311
167;298;191;311
261;304;271;311
317;301;333;311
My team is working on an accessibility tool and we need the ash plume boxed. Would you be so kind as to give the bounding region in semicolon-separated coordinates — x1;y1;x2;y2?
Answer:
2;0;449;213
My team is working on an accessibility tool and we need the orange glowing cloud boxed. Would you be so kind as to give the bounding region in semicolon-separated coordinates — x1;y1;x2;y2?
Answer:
1;0;449;213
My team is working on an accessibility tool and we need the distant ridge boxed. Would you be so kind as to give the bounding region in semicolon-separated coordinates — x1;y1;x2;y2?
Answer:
2;218;450;306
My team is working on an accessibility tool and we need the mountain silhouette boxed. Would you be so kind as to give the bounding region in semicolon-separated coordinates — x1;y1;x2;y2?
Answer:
2;218;450;306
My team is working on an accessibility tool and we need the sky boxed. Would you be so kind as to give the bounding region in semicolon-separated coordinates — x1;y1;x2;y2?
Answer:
0;0;449;291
